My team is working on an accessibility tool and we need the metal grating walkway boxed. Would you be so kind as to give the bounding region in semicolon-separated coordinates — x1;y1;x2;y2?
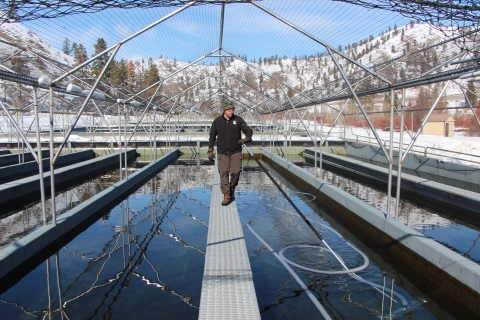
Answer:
198;165;260;320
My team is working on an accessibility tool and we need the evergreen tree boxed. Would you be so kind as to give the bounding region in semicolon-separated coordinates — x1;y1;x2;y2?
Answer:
62;37;72;55
146;61;160;85
110;59;127;87
71;42;78;56
73;44;87;66
91;38;110;79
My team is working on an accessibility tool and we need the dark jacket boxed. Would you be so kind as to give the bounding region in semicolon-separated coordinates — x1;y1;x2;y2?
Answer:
209;113;253;154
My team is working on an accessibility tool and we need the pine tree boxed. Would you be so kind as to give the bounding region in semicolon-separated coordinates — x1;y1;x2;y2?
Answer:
146;61;160;85
71;42;78;56
62;38;72;55
91;38;110;79
73;44;87;66
110;59;127;87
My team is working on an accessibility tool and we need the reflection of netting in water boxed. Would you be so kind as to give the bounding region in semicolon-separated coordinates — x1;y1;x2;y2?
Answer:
249;188;410;318
279;243;369;275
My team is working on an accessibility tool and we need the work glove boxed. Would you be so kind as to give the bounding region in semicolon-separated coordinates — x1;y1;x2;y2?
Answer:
207;148;215;162
238;137;251;145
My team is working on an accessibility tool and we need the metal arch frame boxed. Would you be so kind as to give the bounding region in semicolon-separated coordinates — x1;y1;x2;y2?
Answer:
51;1;198;85
220;49;322;147
0;0;479;226
250;0;392;86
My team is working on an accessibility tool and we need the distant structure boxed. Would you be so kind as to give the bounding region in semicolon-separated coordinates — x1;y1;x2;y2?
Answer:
421;114;455;137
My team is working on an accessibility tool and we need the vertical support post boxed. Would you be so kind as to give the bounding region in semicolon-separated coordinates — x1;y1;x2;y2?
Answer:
149;110;153;162
154;140;157;161
402;81;450;160
395;88;406;218
319;106;323;178
153;107;157;161
68;141;71;154
118;102;122;180
124;103;128;179
110;141;114;154
33;87;47;224
386;89;395;218
49;87;57;225
314;104;317;177
91;113;94;142
283;140;287;160
20;112;24;164
197;140;200;166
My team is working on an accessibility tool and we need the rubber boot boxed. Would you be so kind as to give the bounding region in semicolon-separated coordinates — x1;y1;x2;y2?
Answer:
230;186;236;200
221;192;231;206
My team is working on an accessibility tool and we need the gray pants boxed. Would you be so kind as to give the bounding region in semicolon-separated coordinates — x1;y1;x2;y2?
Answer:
217;152;242;194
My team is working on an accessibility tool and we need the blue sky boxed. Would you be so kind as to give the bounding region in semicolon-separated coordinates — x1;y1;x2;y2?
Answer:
23;0;411;63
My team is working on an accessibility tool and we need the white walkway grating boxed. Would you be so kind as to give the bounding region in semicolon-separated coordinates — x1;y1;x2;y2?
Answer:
198;166;260;320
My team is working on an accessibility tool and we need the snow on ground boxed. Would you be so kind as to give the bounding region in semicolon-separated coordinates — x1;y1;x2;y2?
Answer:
1;115;479;166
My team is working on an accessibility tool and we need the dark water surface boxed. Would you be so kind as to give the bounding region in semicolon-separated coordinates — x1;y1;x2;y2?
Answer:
304;166;480;265
0;164;456;319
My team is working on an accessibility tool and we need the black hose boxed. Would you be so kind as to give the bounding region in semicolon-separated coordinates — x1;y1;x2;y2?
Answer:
243;144;324;241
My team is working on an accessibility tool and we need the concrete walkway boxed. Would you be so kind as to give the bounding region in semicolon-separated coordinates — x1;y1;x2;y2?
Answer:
199;165;260;320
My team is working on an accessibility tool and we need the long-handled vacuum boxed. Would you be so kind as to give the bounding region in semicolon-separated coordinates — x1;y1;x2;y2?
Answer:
243;144;353;270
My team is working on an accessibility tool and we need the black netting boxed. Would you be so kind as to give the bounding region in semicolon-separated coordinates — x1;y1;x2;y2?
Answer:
0;1;253;22
335;0;479;28
1;1;478;27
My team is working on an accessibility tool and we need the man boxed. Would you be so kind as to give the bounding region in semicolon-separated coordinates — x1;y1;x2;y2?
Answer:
208;100;253;206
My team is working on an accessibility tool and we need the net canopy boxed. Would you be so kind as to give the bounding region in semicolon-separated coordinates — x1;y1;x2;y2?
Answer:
0;0;478;120
2;0;478;28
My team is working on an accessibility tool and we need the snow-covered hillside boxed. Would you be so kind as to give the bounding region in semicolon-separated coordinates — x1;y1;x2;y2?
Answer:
0;19;73;78
134;22;467;111
0;19;472;115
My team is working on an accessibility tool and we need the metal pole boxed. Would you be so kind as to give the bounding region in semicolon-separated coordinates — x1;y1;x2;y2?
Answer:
52;1;197;84
314;104;317;177
324;99;350;141
0;100;39;162
387;89;395;218
130;50;216;101
124;104;128;180
118;102;123;180
125;85;161;146
320;106;323;178
219;3;226;68
149;109;153;162
53;45;122;164
250;0;391;85
33;87;47;224
92;100;120;147
402;81;450;161
49;87;57;225
395;88;406;218
461;85;480;125
154;107;157;161
327;47;392;163
197;140;200;166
